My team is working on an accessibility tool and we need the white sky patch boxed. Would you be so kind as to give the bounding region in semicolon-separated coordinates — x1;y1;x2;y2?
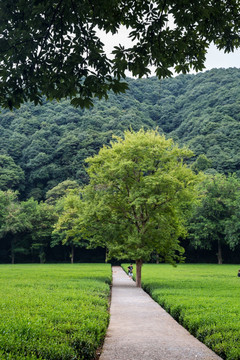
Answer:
97;27;240;77
97;26;135;57
204;43;240;71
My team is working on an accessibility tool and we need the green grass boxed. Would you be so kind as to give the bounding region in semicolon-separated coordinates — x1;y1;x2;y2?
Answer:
123;263;240;360
0;263;111;360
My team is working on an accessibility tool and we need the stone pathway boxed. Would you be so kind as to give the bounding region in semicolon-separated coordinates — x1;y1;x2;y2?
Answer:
99;266;222;360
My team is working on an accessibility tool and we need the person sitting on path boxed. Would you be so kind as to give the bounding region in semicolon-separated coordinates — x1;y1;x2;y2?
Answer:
128;264;133;278
238;269;240;277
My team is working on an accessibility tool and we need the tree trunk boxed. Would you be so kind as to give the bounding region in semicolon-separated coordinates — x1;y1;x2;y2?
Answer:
156;253;159;264
11;252;15;264
11;237;15;264
136;259;143;288
39;248;46;264
70;244;74;264
217;239;222;264
105;247;108;262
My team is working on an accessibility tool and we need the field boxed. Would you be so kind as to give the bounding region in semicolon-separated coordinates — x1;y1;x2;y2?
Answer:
123;264;240;360
0;263;111;360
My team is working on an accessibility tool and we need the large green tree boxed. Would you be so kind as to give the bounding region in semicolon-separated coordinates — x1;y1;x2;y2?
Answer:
80;129;201;287
0;1;240;109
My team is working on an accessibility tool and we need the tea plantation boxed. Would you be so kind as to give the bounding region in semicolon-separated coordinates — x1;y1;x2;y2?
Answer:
126;264;240;360
0;264;111;360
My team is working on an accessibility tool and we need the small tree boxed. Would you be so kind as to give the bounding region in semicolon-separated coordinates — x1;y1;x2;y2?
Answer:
0;192;34;263
52;190;87;263
192;154;212;173
30;202;57;263
81;129;201;287
45;180;80;205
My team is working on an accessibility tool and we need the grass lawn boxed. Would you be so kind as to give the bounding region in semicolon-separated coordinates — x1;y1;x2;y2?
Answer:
123;263;240;360
0;263;111;360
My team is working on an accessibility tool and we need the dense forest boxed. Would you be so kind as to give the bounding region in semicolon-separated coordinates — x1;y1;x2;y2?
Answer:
1;68;240;264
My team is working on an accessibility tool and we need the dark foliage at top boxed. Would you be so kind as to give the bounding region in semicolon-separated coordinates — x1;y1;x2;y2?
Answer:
1;1;240;109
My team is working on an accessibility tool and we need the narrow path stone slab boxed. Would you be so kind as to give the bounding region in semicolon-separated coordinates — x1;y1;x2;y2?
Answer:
100;266;222;360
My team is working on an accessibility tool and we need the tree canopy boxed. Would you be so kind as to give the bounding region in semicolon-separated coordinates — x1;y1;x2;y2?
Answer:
0;154;25;191
79;129;201;286
1;1;240;109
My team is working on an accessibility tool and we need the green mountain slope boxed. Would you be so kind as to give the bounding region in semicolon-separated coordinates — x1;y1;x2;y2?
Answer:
0;68;240;199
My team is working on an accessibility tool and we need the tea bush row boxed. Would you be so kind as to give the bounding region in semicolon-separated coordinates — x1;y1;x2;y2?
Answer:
0;264;111;360
123;264;240;360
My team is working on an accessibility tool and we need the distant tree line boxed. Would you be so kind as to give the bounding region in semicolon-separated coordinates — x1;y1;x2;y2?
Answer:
1;148;240;266
0;180;106;264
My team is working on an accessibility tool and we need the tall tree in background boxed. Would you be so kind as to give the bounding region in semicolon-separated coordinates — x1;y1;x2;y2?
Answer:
0;192;57;263
52;190;87;263
0;1;240;109
30;202;57;263
80;129;201;287
0;192;34;263
45;180;80;205
188;173;240;264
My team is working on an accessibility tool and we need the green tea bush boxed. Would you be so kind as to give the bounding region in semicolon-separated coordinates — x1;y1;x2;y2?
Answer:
123;264;240;360
0;264;111;359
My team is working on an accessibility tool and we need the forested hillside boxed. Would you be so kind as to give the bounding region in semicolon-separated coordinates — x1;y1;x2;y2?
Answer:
1;67;240;264
0;67;240;200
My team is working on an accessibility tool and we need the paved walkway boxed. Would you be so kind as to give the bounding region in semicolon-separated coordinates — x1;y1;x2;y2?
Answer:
100;266;222;360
